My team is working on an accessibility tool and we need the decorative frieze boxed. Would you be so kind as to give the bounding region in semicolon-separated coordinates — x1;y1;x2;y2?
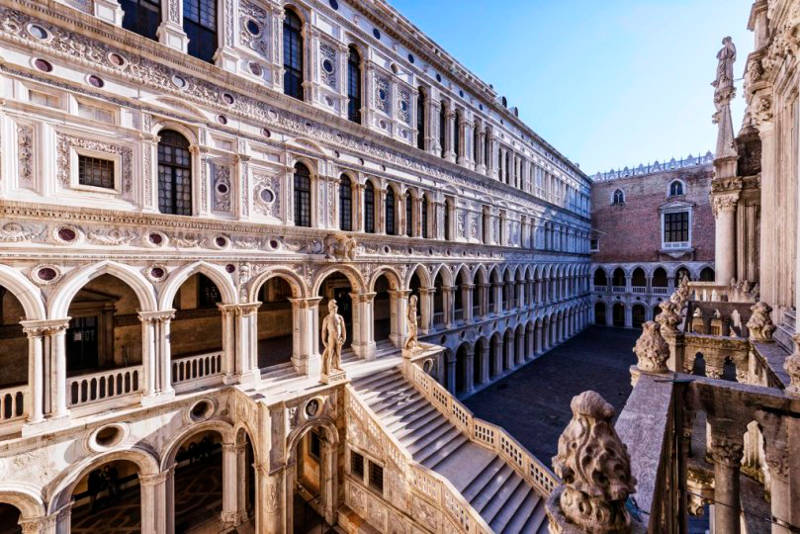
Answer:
16;124;33;187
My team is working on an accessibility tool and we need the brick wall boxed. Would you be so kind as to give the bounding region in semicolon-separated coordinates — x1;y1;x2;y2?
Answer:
591;164;714;263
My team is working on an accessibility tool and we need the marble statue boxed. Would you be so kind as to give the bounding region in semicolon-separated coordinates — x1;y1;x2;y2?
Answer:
321;299;346;377
746;301;775;342
404;294;419;352
713;36;736;93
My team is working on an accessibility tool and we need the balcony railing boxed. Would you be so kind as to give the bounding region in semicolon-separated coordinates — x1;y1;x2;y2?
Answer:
652;286;669;295
612;285;626;293
632;286;647;294
172;352;224;389
0;385;26;422
67;365;142;407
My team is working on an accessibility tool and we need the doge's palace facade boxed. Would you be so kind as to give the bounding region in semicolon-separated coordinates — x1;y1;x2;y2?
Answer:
0;0;590;532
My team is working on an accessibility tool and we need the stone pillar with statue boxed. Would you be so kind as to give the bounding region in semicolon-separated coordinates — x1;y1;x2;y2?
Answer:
320;299;346;384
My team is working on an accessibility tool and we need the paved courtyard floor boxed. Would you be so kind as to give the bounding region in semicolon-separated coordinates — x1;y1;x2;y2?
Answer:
464;325;638;463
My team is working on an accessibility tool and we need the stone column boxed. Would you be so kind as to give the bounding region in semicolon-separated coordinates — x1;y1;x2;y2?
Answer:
351;292;376;359
92;0;123;24
476;123;486;174
515;331;525;365
214;0;240;72
624;304;632;328
712;193;740;284
139;472;168;534
492;337;503;377
446;354;456;393
442;287;454;328
445;106;456;163
218;303;237;381
488;130;499;179
463;284;475;322
20;321;47;424
138;310;176;403
479;342;490;384
419;288;433;334
526;327;535;360
492;282;502;315
535;322;543;354
478;283;489;318
754;411;791;534
221;442;241;528
464;345;475;393
504;334;514;370
708;420;744;534
288;297;322;375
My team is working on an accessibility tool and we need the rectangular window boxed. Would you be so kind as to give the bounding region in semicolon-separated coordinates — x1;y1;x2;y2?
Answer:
590;239;599;252
78;155;115;189
350;450;364;479
664;212;689;243
368;461;383;493
309;430;321;460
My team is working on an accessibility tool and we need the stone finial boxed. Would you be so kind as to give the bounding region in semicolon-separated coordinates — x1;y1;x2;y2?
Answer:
633;321;670;373
551;391;636;534
784;334;800;396
745;301;775;342
655;300;681;334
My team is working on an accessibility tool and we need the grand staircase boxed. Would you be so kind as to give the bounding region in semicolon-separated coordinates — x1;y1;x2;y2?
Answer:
351;367;550;534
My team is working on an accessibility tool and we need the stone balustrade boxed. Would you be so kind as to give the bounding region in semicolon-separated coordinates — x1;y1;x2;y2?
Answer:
0;384;26;422
67;365;142;408
171;352;224;390
403;350;558;496
687;281;757;303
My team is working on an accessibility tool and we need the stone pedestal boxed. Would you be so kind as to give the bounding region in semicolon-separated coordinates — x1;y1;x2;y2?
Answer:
320;369;346;385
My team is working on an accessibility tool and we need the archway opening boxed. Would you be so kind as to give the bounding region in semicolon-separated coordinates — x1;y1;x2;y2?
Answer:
700;267;715;282
0;286;28;419
593;268;607;288
653;304;662;320
611;268;626;289
594;302;607;326
652;267;668;288
675;267;691;285
503;270;514;311
236;429;257;528
474;338;486;387
170;273;224;388
612;302;625;327
455;344;469;395
290;425;338;532
454;269;468;323
256;276;294;369
0;503;21;534
490;333;501;378
432;272;444;329
373;274;392;344
503;329;513;371
632;304;645;329
70;460;141;532
489;268;500;314
66;274;144;407
631;268;646;289
317;272;353;351
173;430;224;532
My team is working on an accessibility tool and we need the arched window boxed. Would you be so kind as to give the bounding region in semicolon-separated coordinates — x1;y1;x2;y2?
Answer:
283;8;303;100
183;0;217;63
421;195;429;238
444;198;452;240
120;0;160;40
158;130;192;215
417;87;425;150
347;46;362;123
339;174;352;231
293;163;311;227
612;189;624;205
385;187;396;235
364;181;375;233
669;180;684;196
439;103;446;158
405;193;413;237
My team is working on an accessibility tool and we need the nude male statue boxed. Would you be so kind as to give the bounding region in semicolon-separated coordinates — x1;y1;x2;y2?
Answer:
321;299;346;375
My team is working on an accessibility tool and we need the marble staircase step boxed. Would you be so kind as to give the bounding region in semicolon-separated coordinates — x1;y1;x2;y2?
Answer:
406;420;459;455
499;490;541;534
520;498;549;533
466;464;515;512
488;481;532;531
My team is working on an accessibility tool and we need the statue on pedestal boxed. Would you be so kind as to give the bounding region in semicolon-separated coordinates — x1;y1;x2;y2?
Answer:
404;294;420;353
712;37;738;160
321;299;346;383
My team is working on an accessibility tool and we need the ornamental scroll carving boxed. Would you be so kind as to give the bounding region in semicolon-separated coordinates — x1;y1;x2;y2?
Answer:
632;321;669;373
17;124;33;187
56;134;133;192
552;391;635;534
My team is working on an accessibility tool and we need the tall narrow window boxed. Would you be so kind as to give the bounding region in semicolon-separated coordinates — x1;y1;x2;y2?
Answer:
405;193;413;237
612;189;625;205
417;87;425;150
364;181;375;233
385;187;396;235
473;126;479;165
347;46;362;123
484;134;490;171
283;8;303;100
421;195;429;238
158;130;192;215
439;103;446;158
444;198;452;240
293;163;311;227
669;180;684;197
454;110;461;161
339;174;352;231
183;0;217;63
121;0;161;40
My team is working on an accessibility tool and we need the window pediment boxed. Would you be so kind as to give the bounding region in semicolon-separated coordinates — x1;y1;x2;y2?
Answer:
659;199;694;211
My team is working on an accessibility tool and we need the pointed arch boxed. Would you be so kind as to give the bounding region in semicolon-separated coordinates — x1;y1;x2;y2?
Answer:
404;263;432;290
49;261;156;319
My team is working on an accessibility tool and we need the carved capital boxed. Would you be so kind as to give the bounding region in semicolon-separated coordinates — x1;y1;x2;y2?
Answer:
710;193;739;217
708;423;744;467
20;318;71;336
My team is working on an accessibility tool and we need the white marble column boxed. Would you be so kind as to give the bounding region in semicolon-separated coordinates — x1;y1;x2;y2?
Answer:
708;420;744;534
388;290;410;348
138;310;176;403
140;472;168;534
288;297;322;375
350;292;376;359
221;442;241;528
712;193;740;284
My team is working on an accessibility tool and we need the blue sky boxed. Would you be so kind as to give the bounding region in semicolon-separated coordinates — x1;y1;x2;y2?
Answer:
390;0;754;174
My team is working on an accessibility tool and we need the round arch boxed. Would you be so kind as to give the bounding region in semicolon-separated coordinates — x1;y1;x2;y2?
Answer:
49;261;157;319
160;419;235;471
48;447;160;513
158;262;236;310
0;485;45;521
0;265;45;320
312;265;365;296
248;267;307;302
368;266;403;293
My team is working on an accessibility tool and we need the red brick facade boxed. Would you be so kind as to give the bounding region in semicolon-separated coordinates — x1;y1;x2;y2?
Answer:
590;164;714;263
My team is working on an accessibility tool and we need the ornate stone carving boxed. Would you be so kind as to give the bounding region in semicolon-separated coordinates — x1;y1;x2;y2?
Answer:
551;391;635;533
321;299;346;383
0;222;46;242
404;294;419;353
17;124;33;187
253;174;281;218
320;43;336;88
708;429;744;467
655;300;681;334
632;321;669;373
55;133;133;192
212;163;232;213
745;301;775;342
323;233;356;261
784;334;800;397
375;76;390;114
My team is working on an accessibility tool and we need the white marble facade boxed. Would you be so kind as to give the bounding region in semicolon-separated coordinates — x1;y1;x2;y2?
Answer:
0;0;590;532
